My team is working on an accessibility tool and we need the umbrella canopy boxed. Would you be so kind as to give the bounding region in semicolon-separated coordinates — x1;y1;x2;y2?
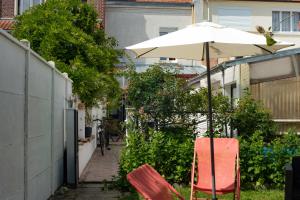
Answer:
126;22;294;200
126;22;293;60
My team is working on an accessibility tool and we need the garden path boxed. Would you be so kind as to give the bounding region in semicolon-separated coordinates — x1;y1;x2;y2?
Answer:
52;141;125;200
80;141;124;182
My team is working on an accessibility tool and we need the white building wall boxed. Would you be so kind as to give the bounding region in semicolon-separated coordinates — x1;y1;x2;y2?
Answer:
207;0;300;48
199;66;240;89
105;4;203;67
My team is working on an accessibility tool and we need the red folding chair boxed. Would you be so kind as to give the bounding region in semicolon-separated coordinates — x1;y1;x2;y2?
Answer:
190;138;240;200
127;164;185;200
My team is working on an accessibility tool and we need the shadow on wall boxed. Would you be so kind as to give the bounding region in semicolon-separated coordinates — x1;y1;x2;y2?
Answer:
105;8;148;65
122;15;148;66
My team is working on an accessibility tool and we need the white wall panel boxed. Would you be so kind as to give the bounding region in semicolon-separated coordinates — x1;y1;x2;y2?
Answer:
0;31;73;200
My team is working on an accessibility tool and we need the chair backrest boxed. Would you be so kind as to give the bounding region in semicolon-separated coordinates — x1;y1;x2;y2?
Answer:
127;164;183;200
195;138;239;191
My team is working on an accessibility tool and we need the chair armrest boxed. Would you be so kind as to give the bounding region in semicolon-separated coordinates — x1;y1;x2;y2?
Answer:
285;163;293;200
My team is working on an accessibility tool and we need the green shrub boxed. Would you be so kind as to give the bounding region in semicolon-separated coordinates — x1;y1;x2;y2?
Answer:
240;131;268;188
117;129;194;190
240;129;300;189
231;90;277;141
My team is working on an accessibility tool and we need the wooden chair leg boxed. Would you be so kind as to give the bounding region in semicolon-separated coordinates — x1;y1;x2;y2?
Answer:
192;190;197;200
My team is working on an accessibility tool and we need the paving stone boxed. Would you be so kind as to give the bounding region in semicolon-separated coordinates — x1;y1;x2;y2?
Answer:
80;142;124;182
52;184;122;200
52;141;124;200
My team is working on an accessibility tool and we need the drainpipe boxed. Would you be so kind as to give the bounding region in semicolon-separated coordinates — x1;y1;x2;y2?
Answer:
192;4;195;24
206;0;210;21
20;39;30;200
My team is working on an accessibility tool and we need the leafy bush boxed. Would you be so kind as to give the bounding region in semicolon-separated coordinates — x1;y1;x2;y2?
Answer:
117;128;194;190
231;90;277;141
13;0;122;108
239;129;300;189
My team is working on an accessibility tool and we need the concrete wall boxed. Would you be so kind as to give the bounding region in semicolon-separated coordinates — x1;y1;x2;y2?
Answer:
78;105;106;177
207;0;300;48
105;3;202;67
78;140;96;176
0;30;73;200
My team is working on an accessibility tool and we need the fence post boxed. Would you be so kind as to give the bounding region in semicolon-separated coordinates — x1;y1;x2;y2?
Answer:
20;39;30;200
48;61;55;195
63;73;69;149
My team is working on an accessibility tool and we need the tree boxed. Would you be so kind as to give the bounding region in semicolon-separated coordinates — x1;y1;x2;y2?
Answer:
13;0;122;108
126;65;230;132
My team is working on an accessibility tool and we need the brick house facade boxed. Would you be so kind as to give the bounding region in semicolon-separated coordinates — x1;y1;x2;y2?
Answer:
0;0;106;30
0;0;15;30
0;0;15;18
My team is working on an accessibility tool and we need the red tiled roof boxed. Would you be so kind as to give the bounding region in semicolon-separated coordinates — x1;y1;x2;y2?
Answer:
135;0;192;3
0;19;14;30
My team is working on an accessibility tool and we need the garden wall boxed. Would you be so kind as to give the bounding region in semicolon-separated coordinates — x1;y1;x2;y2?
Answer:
0;30;73;200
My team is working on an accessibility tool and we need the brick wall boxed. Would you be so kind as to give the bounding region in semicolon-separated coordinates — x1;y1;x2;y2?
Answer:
88;0;105;28
0;0;15;18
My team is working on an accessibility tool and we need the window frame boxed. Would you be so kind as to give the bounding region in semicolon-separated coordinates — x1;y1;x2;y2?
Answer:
17;0;44;15
272;10;300;33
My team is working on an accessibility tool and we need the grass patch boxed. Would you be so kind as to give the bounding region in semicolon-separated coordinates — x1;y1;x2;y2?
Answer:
120;187;283;200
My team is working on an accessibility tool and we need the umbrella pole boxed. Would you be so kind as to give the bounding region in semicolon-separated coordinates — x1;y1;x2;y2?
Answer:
205;42;217;200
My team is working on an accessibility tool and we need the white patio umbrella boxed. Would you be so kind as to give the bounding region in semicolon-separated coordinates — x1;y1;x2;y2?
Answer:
126;22;293;200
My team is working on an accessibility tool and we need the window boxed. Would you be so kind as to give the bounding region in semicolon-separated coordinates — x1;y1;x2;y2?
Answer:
272;11;300;32
293;12;300;31
159;27;178;62
18;0;44;14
